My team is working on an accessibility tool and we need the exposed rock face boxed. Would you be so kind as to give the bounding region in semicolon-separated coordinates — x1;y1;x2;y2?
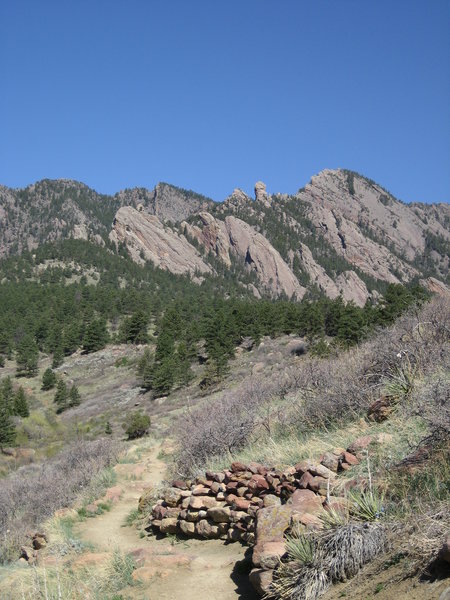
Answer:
182;212;232;267
116;182;214;223
225;216;305;299
183;212;305;299
298;169;449;282
420;277;450;296
110;206;212;276
254;181;271;207
335;271;370;307
1;170;448;300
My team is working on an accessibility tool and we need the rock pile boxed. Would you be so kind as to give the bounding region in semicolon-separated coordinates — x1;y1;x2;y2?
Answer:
147;448;360;545
146;444;365;596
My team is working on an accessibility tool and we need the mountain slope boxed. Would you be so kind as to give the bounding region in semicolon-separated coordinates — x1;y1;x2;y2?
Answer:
0;170;448;303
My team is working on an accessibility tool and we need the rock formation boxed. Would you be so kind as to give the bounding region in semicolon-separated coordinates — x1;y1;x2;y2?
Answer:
183;213;306;299
110;206;211;276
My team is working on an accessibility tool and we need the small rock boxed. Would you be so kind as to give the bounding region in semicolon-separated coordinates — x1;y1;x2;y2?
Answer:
249;568;274;595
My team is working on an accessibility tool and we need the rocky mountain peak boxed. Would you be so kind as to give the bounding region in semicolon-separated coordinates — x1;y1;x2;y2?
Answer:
254;181;271;207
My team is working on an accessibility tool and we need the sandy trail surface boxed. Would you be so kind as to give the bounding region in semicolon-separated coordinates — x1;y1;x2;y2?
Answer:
75;441;258;600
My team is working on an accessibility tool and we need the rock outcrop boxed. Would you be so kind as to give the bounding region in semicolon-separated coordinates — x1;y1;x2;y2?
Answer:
183;213;306;299
110;206;212;276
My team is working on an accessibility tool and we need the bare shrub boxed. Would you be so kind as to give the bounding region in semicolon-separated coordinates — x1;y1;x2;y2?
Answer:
0;438;119;563
173;376;294;476
409;376;450;447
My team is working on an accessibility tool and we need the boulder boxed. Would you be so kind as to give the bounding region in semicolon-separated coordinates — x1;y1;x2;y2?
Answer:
207;506;231;523
249;567;273;596
160;518;178;534
320;452;339;472
179;520;195;535
263;495;281;508
196;519;220;539
289;489;324;516
253;540;286;569
189;495;217;510
255;505;292;546
163;488;183;507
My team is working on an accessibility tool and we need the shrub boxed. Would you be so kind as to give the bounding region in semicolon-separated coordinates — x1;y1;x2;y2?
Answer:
0;438;119;563
122;411;151;440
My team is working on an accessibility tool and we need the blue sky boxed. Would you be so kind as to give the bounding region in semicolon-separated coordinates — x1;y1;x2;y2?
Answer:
1;1;449;203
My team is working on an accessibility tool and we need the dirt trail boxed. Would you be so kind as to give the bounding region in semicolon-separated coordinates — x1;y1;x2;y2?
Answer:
75;441;258;600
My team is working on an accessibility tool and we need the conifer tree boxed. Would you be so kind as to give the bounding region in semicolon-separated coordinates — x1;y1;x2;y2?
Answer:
52;346;64;369
1;377;14;415
83;319;109;353
13;387;29;418
16;334;39;377
105;421;112;435
54;379;68;413
42;367;57;390
0;392;16;449
68;385;81;407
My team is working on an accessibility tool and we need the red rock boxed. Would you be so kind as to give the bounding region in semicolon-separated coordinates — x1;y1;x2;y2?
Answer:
233;498;251;511
289;489;324;516
298;471;314;489
231;461;247;473
294;460;315;475
253;540;286;569
189;495;217;510
291;512;323;530
192;484;211;496
308;476;328;494
343;451;359;465
320;452;339;472
226;481;239;491
152;505;167;519
171;479;188;490
248;474;269;492
347;435;374;454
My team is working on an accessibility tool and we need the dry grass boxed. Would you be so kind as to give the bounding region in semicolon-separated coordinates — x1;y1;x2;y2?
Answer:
0;438;120;563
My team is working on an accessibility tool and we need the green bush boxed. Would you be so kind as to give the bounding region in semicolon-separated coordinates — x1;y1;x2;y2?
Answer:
122;411;151;440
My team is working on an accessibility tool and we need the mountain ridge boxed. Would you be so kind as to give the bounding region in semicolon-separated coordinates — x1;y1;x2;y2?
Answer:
1;169;448;305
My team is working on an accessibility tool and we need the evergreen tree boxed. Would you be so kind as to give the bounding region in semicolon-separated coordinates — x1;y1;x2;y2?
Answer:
105;420;112;435
151;356;175;397
0;392;16;448
42;367;57;390
83;319;109;353
119;310;149;344
13;387;29;417
52;346;64;369
68;385;81;407
16;334;39;377
54;379;68;413
1;377;14;415
137;348;154;390
175;341;192;386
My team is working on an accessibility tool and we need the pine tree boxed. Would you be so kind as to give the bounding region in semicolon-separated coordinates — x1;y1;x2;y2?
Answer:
16;334;39;377
83;319;109;353
42;367;57;390
105;421;112;435
68;385;81;407
120;310;149;344
52;346;64;369
1;377;14;415
151;356;175;397
13;387;29;417
54;379;68;413
0;392;16;449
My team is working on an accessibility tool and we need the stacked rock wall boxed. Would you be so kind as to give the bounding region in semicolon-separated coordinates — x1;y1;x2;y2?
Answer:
147;447;360;545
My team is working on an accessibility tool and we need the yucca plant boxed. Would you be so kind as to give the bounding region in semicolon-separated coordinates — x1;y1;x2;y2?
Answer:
348;488;385;522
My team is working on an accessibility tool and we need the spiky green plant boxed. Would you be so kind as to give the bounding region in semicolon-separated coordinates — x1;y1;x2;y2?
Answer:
348;488;385;522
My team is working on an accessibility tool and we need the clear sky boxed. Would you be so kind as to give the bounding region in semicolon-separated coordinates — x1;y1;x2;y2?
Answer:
1;1;449;203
